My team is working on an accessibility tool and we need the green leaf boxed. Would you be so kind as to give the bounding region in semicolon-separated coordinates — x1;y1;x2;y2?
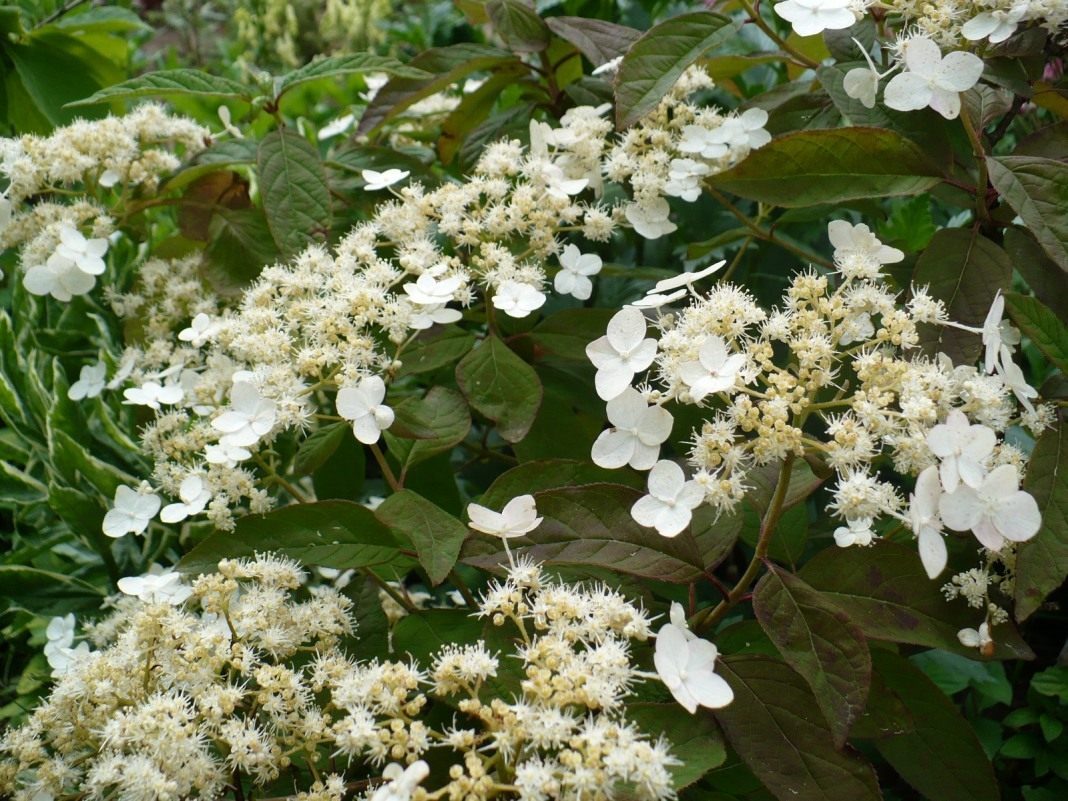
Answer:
375;490;467;585
800;540;1034;659
1005;293;1068;374
0;459;46;504
910;650;1013;704
1004;226;1068;323
714;655;882;801
357;44;518;135
384;387;471;471
1014;423;1068;621
257;129;331;257
529;308;614;361
709;127;942;207
312;433;365;502
879;195;936;252
455;335;542;443
477;459;643;510
48;429;134;498
10;34;115;125
486;0;550;52
544;16;641;66
293;422;349;476
437;68;523;164
0;566;104;615
276;54;430;97
1032;666;1068;701
987;156;1068;272
914;228;1013;365
397;326;476;377
628;703;726;791
204;208;280;292
462;483;707;583
178;501;414;575
614;12;741;129
67;68;248;106
50;6;149;34
752;564;871;747
872;649;999;801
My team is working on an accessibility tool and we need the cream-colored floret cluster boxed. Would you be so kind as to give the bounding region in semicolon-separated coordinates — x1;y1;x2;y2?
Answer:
1;556;676;801
886;0;1067;47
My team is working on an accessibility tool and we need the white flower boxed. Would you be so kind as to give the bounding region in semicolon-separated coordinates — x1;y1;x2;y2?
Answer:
68;362;106;400
834;517;875;547
646;260;725;297
336;375;394;445
957;622;992;650
664;158;710;201
53;223;108;276
624;199;677;240
678;125;729;160
160;475;212;523
995;356;1038;414
45;614;75;649
883;36;984;120
939;464;1042;551
591;55;623;76
679;335;747;401
211;381;277;448
542;163;588;200
218;105;243;138
46;641;90;678
23;255;96;301
467;494;542;538
403;271;464;305
409;304;463;330
962;3;1028;44
628;288;687;310
362;168;410;190
586;307;658;401
117;571;193;605
843;38;897;109
492;280;546;318
909;466;947;579
654;612;733;713
105;351;136;390
926;409;996;492
178;313;221;347
205;441;251;467
591;387;674;471
554;244;602;301
318;112;355;140
980;291;1021;375
773;0;856;37
370;761;430;801
631;460;705;537
102;485;161;538
827;220;904;273
709;109;772;152
98;168;121;188
123;380;184;410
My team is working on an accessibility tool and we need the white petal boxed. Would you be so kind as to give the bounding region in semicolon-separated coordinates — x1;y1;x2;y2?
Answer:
993;491;1042;542
594;363;635;402
918;526;948;579
935;51;985;92
591;429;636;469
939;486;981;532
883;72;932;112
646;460;685;500
352;415;382;445
607;307;648;351
902;36;942;77
632;494;668;529
467;503;506;536
687;667;734;709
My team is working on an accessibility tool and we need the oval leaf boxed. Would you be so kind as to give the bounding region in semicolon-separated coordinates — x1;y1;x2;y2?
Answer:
68;68;249;106
914;227;1012;365
276;54;430;97
615;12;741;129
545;16;641;66
462;482;706;583
455;335;542;443
714;655;882;801
178;500;413;576
375;489;468;586
753;564;871;747
1014;422;1068;621
709;127;942;207
257;128;332;257
987;156;1068;272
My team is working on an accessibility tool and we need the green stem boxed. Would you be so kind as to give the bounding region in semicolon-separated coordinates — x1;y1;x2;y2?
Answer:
369;442;402;491
706;187;835;269
959;104;992;226
693;454;796;632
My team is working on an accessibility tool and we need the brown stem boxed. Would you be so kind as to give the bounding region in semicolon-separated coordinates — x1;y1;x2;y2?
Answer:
692;454;796;632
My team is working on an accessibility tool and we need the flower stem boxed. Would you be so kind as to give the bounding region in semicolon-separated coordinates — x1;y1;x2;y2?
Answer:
369;441;402;492
693;454;796;632
738;0;821;69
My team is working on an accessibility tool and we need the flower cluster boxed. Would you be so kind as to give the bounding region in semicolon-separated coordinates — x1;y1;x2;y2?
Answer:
0;555;683;801
886;0;1068;47
59;66;768;534
587;220;1051;625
